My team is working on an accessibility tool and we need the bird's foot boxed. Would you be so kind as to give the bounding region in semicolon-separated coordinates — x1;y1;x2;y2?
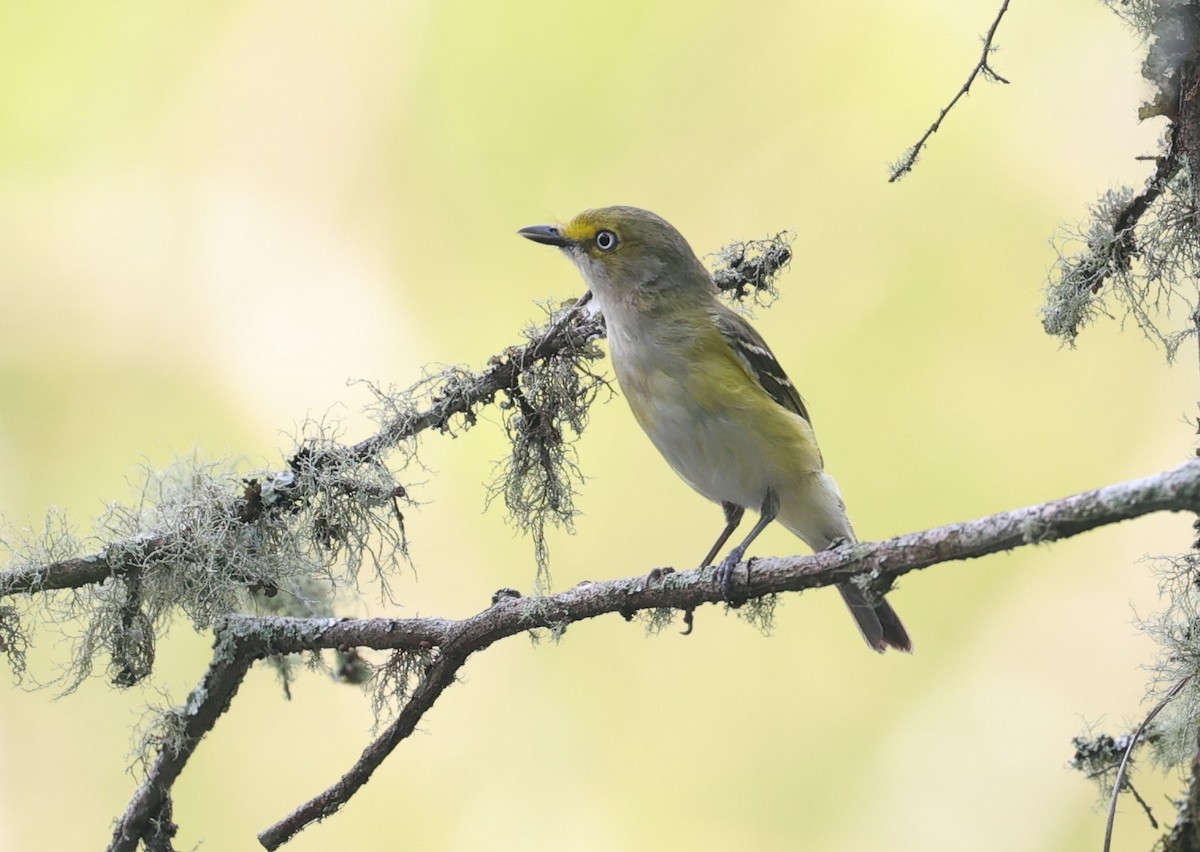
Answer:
823;536;851;551
713;551;747;605
640;566;675;591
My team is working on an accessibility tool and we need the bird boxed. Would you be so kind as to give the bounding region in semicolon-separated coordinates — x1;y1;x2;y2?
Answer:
518;206;911;653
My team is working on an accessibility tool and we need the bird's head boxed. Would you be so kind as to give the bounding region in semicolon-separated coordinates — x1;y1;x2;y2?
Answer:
519;206;711;305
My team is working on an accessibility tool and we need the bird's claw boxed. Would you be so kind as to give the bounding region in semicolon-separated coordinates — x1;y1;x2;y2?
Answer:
680;607;695;635
713;551;755;605
641;566;675;591
714;556;738;604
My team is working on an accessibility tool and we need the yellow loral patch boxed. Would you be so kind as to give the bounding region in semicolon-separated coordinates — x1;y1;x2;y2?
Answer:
564;222;597;244
560;215;601;244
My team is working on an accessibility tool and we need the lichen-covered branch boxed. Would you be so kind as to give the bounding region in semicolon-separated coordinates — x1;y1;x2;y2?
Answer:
1166;726;1200;852
1042;0;1200;357
0;234;794;695
108;648;255;852
102;458;1200;850
0;233;792;604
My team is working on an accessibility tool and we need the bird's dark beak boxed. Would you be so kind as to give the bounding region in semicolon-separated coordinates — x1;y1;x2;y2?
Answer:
518;224;573;247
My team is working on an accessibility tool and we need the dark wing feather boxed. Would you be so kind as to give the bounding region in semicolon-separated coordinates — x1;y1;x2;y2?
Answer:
712;306;812;424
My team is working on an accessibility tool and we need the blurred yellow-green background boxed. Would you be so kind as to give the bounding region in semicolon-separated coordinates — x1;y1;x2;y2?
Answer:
0;2;1193;850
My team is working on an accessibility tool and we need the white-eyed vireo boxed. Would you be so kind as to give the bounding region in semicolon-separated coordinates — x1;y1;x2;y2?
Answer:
519;206;910;653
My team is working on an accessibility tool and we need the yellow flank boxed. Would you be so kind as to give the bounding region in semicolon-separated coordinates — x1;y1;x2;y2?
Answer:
614;323;824;520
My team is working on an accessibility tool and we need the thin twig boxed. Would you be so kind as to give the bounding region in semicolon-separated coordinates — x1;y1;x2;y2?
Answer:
1104;674;1192;852
889;0;1013;182
1123;779;1158;831
530;290;594;359
258;648;469;849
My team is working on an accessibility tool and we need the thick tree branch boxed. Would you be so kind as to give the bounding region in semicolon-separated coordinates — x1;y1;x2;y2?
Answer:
889;0;1012;182
104;459;1200;850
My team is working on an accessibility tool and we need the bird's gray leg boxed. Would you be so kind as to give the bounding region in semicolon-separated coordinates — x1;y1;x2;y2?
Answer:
714;489;778;603
700;502;745;567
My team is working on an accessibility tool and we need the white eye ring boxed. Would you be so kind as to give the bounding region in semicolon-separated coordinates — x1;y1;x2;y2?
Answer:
595;229;618;252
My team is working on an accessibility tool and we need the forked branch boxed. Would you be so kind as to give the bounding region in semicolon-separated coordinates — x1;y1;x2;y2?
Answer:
103;458;1200;850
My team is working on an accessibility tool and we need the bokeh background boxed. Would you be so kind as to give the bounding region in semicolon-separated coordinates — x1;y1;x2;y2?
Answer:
0;2;1193;850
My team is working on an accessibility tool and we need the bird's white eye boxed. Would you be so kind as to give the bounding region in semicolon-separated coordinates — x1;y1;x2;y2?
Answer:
595;229;618;252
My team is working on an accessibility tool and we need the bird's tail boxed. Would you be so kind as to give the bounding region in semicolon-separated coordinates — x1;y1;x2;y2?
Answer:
780;472;913;653
836;583;912;654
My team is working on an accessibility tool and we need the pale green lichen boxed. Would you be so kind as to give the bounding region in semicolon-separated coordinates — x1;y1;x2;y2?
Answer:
1044;179;1200;361
710;232;794;310
488;302;608;594
1136;551;1200;769
639;606;679;636
736;592;779;636
369;647;437;731
1045;1;1200;361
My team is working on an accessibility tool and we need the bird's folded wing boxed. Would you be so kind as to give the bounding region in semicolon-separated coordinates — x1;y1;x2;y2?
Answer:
712;306;812;424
